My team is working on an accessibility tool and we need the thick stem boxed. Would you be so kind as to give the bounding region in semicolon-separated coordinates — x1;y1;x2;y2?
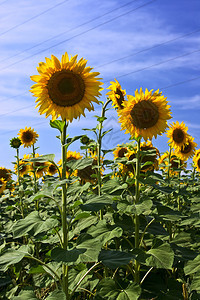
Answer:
134;138;141;284
97;99;111;220
32;144;38;196
16;148;24;218
61;120;69;298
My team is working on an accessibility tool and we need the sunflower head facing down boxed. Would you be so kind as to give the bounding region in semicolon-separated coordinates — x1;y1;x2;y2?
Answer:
175;135;197;161
107;79;126;109
0;167;12;182
118;88;171;141
18;127;39;148
10;137;22;149
14;160;31;176
193;149;200;172
166;121;188;149
30;52;103;122
0;178;6;194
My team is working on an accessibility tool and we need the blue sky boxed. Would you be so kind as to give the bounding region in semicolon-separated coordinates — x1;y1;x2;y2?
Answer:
0;0;200;170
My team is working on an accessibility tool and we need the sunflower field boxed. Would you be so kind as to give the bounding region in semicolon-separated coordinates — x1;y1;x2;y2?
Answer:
1;52;200;300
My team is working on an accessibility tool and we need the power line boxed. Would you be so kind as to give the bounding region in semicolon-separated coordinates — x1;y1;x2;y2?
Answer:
0;0;156;71
1;44;200;117
97;27;200;69
0;0;70;38
0;75;200;137
0;0;139;64
105;48;200;82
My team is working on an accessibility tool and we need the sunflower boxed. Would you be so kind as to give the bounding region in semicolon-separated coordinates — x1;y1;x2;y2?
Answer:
140;140;159;172
159;151;186;175
18;127;39;148
107;79;126;109
193;149;200;172
175;135;197;161
30;52;103;122
113;145;128;159
58;150;82;177
0;178;6;194
10;137;22;149
0;167;12;182
14;160;31;176
118;88;171;141
46;162;58;176
166;121;188;149
77;158;98;183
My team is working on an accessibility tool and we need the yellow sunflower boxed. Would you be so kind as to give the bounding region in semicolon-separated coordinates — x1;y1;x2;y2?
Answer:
140;140;159;172
0;178;6;194
30;52;103;122
193;149;200;172
0;167;12;182
166;121;188;149
118;88;171;141
46;162;58;176
58;150;82;177
113;145;128;159
107;79;126;109
159;151;186;175
175;135;197;161
18;127;39;148
14;160;31;176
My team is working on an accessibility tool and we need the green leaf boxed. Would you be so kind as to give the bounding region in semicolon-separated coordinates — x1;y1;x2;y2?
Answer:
146;243;174;269
96;278;141;299
0;245;31;271
46;290;66;300
191;272;200;292
99;250;134;269
12;211;58;238
24;154;55;162
65;135;83;148
12;290;38;300
67;157;93;170
184;254;200;275
80;195;113;211
50;120;65;133
51;247;85;264
101;178;128;194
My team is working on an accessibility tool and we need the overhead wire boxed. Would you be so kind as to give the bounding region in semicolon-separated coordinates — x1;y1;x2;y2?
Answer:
0;0;140;64
0;0;157;71
0;0;70;38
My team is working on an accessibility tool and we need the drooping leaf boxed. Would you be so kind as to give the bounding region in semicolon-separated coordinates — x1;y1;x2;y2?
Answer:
46;290;66;300
184;254;200;275
99;249;135;269
146;243;174;269
50;120;66;133
51;247;85;264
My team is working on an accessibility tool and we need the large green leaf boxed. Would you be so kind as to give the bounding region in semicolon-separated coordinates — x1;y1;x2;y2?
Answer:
96;278;141;299
67;157;93;170
0;245;32;271
146;243;174;269
80;195;113;211
12;290;38;299
190;272;200;292
50;119;66;133
25;154;55;163
46;290;66;300
12;211;58;238
184;254;200;275
101;177;128;194
51;247;85;264
99;250;134;269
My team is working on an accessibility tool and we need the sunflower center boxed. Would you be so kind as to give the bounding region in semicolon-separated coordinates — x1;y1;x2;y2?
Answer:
181;143;191;154
47;70;85;107
130;100;159;129
118;147;127;158
197;159;200;168
172;129;184;143
23;131;34;143
116;88;124;109
49;164;57;172
0;169;10;181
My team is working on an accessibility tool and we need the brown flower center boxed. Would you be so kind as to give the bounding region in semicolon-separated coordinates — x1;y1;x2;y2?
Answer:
49;164;57;173
117;147;127;158
172;128;184;144
181;142;191;154
130;100;159;129
0;169;11;181
47;70;85;107
197;158;200;168
23;131;34;143
115;88;124;109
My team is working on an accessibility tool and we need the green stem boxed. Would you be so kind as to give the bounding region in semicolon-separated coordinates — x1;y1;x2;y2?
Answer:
32;144;38;197
134;137;141;284
61;120;69;298
16;148;24;218
97;99;111;220
24;255;62;286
